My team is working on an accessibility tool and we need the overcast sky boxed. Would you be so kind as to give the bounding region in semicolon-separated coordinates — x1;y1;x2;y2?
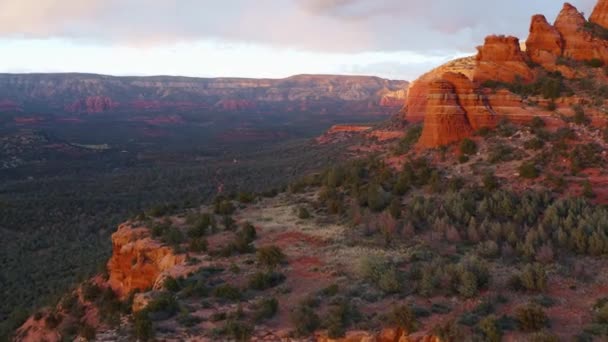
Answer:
0;0;598;80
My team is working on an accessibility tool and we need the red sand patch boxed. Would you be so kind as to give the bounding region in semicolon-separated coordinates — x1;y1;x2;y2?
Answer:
271;231;325;249
14;116;43;124
289;256;324;278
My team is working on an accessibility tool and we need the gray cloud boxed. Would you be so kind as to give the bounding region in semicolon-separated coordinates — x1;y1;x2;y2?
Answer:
0;0;600;54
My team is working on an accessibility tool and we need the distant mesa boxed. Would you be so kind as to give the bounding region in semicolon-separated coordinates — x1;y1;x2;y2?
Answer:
0;74;409;115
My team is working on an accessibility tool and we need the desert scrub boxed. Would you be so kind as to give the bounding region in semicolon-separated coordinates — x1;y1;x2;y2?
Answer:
256;245;287;270
356;254;402;294
291;300;320;337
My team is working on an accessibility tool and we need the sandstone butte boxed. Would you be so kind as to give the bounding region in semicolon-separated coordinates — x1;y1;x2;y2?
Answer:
409;1;608;147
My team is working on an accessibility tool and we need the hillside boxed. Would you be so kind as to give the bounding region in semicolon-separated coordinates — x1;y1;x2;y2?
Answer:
12;0;608;341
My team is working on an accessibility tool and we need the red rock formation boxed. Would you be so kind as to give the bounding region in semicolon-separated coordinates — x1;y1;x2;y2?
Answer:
554;3;608;63
591;0;608;30
326;125;372;134
442;72;498;130
214;99;256;111
65;96;118;113
417;77;474;147
106;224;185;298
474;35;535;83
526;15;564;66
404;56;477;123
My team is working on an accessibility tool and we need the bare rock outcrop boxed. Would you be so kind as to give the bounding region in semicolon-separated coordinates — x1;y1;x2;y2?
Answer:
590;0;608;29
106;223;186;298
474;35;535;83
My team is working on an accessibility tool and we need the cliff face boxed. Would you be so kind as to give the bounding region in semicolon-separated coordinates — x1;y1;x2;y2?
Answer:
473;35;535;83
526;15;564;66
554;3;608;63
591;0;608;29
404;56;477;123
0;74;409;114
106;224;186;298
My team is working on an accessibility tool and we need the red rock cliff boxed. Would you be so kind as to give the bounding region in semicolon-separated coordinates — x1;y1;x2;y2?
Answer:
554;3;608;63
417;76;474;147
526;15;564;66
474;35;535;83
404;56;477;123
106;223;185;298
591;0;608;29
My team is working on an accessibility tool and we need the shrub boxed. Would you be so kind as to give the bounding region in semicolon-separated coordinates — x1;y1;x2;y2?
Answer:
237;192;255;203
291;301;320;336
221;320;253;342
133;311;153;341
515;304;548;331
460;138;477;155
189;238;208;253
298;207;311;219
256;246;287;270
524;138;545;150
583;180;595;199
82;282;102;302
529;331;559;342
483;171;500;191
520;264;548;292
215;200;235;215
488;144;515;163
254;298;279;322
357;255;401;294
187;213;215;238
240;222;257;242
546;100;556;111
479;315;502;342
530;116;545;129
45;312;63;329
79;324;96;340
248;272;286;291
573;105;590;125
213;284;242;301
585;58;604;68
458;271;479;298
367;183;389;212
396;126;423;154
519;162;539;179
146;292;179;319
164;276;180;292
389;305;418;333
177;312;202;327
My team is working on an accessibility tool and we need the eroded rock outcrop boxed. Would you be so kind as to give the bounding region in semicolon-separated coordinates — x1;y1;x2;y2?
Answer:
554;3;608;63
417;77;474;147
474;35;535;83
65;96;118;113
526;15;564;66
590;0;608;30
106;223;186;298
404;56;477;123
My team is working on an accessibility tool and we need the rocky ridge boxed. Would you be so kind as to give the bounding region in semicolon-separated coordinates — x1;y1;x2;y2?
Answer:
407;1;608;147
0;74;409;114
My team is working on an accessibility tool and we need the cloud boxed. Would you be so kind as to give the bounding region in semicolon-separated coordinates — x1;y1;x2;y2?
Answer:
0;0;600;54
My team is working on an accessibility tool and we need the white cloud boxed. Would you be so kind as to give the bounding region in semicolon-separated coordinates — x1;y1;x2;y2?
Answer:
0;0;599;53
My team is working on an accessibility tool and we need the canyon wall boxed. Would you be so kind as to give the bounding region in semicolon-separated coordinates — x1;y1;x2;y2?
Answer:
0;74;409;114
